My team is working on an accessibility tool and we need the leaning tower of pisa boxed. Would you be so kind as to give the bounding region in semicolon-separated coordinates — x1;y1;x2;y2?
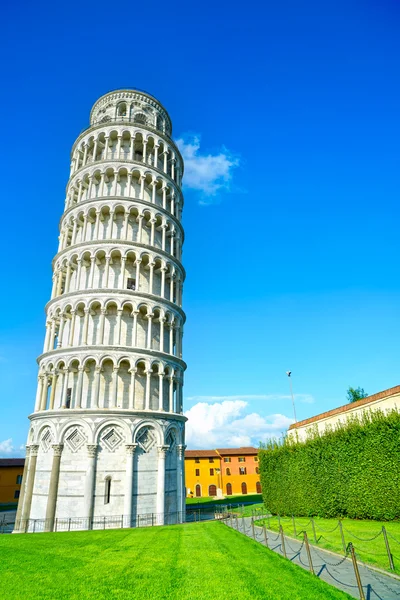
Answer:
15;89;186;532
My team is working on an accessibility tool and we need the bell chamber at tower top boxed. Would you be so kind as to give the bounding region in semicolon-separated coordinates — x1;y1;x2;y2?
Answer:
89;90;173;136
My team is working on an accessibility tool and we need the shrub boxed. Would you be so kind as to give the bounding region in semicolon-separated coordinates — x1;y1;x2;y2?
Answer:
259;409;400;520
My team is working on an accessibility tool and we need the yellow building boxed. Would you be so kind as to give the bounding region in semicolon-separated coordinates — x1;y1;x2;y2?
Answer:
185;447;261;498
0;459;25;505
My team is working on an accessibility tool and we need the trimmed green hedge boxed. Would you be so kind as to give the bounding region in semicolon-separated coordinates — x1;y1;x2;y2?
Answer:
259;409;400;520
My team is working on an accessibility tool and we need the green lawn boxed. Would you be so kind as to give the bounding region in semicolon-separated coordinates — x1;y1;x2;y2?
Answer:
0;521;351;600
231;502;266;517
256;515;400;574
186;493;262;506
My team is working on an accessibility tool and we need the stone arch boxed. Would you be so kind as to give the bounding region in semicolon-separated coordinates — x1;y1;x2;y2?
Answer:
133;420;163;447
59;421;92;448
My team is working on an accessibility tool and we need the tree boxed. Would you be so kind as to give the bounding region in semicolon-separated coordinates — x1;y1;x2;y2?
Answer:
347;386;368;403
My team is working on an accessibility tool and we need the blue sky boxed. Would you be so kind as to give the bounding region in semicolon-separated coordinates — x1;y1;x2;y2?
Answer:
1;0;400;453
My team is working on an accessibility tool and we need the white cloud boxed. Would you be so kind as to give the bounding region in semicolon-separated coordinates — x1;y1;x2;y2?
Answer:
175;134;239;203
184;400;294;449
0;439;25;457
0;439;15;456
187;394;315;404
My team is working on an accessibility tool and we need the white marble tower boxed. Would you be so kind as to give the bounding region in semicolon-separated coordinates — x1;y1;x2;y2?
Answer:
15;89;186;532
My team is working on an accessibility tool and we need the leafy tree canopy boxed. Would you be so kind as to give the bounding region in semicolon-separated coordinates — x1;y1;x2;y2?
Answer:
347;386;368;403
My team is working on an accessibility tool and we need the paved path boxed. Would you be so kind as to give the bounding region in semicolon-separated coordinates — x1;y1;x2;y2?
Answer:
226;516;400;599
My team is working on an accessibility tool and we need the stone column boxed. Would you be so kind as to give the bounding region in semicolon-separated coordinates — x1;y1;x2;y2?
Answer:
68;310;76;346
57;316;66;348
176;445;185;522
120;257;126;288
111;366;119;408
40;376;49;411
89;256;96;288
169;376;174;412
145;370;151;410
75;367;84;409
132;310;139;346
159;317;165;352
135;259;141;291
150;219;156;246
93;367;101;408
83;309;90;344
146;313;153;349
14;446;31;532
116;309;123;345
104;256;110;288
20;444;39;528
84;444;97;529
157;371;164;411
44;444;64;532
156;446;168;524
137;216;143;243
34;376;44;412
49;371;58;410
161;267;166;298
99;308;106;344
129;368;136;409
123;444;137;527
61;368;69;408
65;263;72;293
149;262;155;295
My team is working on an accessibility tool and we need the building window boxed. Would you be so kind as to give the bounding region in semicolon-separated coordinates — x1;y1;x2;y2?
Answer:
210;468;214;476
14;490;20;499
226;483;232;496
209;458;214;463
223;457;231;463
195;458;200;464
195;469;200;476
16;475;23;484
238;457;246;463
195;484;201;497
104;477;111;504
254;456;259;462
66;387;72;409
209;485;217;497
127;278;136;290
239;467;247;475
256;481;262;493
241;482;247;495
256;467;259;474
226;468;231;476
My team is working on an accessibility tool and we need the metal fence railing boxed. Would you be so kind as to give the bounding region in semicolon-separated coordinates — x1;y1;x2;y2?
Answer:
1;506;227;534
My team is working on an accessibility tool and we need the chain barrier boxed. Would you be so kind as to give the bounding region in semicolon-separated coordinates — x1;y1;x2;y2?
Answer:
342;525;383;542
357;554;400;598
227;515;400;597
312;545;351;567
315;521;340;534
284;537;305;556
387;531;400;546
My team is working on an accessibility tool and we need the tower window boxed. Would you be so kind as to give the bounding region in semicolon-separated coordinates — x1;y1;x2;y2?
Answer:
66;388;72;409
105;478;111;504
127;278;136;290
16;475;22;484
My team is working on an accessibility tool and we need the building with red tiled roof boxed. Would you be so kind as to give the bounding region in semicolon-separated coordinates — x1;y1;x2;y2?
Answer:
0;458;25;505
288;385;400;442
185;447;261;498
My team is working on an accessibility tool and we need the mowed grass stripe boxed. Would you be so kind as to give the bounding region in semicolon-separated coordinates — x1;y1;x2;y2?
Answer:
0;521;352;600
